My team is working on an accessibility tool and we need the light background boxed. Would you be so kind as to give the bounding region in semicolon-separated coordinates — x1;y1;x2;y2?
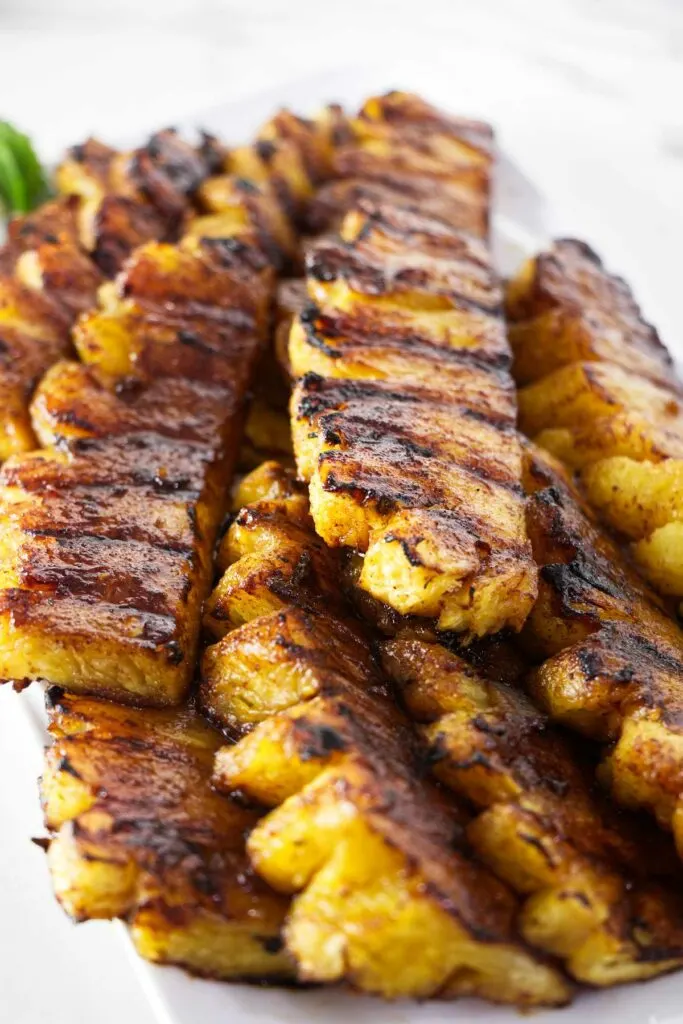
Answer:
0;1;682;1021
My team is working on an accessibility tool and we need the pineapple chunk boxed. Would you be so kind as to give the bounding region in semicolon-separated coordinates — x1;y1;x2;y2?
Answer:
306;211;501;314
227;136;314;220
0;278;70;460
581;457;683;602
506;239;674;389
56;130;221;272
383;636;683;985
509;240;683;606
581;457;683;539
339;91;493;204
30;359;236;453
239;397;293;471
196;175;298;268
202;605;373;734
42;689;291;980
518;361;683;468
203;487;341;639
74;296;259;393
257;104;349;186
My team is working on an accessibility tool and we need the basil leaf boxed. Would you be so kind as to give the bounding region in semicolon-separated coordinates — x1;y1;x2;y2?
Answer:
0;121;50;218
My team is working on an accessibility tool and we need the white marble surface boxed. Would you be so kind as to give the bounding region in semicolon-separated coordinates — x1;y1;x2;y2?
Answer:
0;2;682;1022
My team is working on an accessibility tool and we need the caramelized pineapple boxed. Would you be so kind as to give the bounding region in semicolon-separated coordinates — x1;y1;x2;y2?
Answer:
215;691;567;1006
257;104;349;187
289;298;508;383
291;197;535;637
506;239;674;388
42;688;291;980
202;461;567;1005
337;91;492;218
56;129;222;270
0;218;273;705
0;429;224;704
520;442;683;860
292;371;535;635
509;239;683;609
203;481;341;640
0;278;70;460
383;636;683;986
518;360;683;468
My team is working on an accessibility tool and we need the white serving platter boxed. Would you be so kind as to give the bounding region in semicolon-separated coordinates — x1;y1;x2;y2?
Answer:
18;63;683;1024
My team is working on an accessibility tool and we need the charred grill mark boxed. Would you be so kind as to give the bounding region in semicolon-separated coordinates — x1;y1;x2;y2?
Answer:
0;587;178;647
308;242;502;315
18;535;191;617
299;303;511;373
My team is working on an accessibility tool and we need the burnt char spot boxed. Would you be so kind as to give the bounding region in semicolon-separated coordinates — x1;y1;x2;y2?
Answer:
255;139;276;162
45;685;66;710
258;935;284;955
166;641;184;665
541;561;624;605
294;720;348;761
56;755;82;779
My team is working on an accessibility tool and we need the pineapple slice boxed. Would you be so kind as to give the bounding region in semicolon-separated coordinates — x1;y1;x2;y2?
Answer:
305;208;501;314
291;198;535;637
0;239;269;703
30;359;235;453
338;91;493;205
42;688;291;980
383;635;683;986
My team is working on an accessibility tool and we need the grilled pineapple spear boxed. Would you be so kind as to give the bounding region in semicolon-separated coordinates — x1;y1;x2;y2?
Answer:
0;104;348;703
289;94;536;636
305;90;492;240
382;635;683;986
42;687;292;980
510;239;683;606
201;461;569;1006
0;178;284;705
56;130;224;274
518;441;683;862
0;130;221;463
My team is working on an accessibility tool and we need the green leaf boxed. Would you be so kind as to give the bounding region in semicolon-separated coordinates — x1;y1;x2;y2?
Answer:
0;121;50;218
